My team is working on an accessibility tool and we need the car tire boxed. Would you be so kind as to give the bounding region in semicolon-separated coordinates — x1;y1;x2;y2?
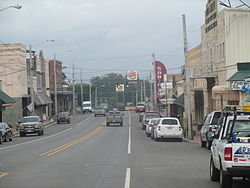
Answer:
178;138;182;142
4;134;9;142
201;140;206;148
0;136;2;144
220;165;232;188
41;130;44;135
154;133;159;142
68;121;70;124
38;130;41;136
120;123;123;126
9;134;13;141
210;156;219;181
208;141;212;150
106;123;109;126
94;115;96;117
146;132;150;137
57;121;60;124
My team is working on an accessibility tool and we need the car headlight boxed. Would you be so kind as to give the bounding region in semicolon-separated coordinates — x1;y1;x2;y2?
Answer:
34;124;40;128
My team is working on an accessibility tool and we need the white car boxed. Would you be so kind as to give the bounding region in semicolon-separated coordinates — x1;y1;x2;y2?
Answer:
153;117;183;142
145;118;159;137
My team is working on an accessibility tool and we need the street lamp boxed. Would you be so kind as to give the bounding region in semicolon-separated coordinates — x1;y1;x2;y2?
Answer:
29;40;55;115
53;50;73;116
0;4;22;11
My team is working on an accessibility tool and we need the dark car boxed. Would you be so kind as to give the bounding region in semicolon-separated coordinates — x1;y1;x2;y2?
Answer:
0;122;13;142
57;112;70;124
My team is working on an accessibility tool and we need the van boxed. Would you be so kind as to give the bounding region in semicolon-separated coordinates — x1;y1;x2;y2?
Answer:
82;101;93;113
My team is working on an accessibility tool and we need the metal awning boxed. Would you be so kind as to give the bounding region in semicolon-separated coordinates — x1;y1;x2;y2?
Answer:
0;90;15;106
227;71;250;81
34;92;53;106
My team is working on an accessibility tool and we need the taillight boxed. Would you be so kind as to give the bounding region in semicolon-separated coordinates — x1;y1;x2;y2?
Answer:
224;147;232;161
209;127;212;131
179;127;182;131
158;126;161;131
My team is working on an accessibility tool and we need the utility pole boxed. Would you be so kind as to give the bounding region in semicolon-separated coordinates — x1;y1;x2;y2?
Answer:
152;52;157;111
95;87;98;108
53;53;58;116
150;73;153;111
29;45;35;115
72;64;76;116
135;90;138;106
143;80;146;102
182;14;193;140
140;81;143;102
89;84;92;104
80;69;83;111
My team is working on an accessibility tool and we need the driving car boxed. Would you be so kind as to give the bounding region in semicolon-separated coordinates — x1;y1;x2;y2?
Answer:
153;117;183;142
106;110;123;126
19;116;44;136
0;122;12;142
57;112;70;124
145;118;159;137
94;107;106;117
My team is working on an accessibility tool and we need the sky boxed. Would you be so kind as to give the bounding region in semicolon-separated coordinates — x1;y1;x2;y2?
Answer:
1;0;248;82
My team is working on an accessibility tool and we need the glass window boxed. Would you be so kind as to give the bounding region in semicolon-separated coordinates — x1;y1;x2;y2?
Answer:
22;117;40;123
227;120;250;136
162;119;178;125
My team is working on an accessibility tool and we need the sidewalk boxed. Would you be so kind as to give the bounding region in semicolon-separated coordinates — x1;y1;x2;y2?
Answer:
184;135;201;145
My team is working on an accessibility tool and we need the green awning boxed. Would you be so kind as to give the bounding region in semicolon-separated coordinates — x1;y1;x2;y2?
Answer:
0;90;15;105
227;71;250;81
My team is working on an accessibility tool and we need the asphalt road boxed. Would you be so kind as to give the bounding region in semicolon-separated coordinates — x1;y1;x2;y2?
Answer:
0;112;249;188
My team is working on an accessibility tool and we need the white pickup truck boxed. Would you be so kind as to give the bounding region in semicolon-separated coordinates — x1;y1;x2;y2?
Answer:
209;112;250;188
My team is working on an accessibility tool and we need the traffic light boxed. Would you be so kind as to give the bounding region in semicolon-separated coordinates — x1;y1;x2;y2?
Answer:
125;81;129;88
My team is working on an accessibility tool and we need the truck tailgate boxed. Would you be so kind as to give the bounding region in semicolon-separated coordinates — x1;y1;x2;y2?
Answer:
232;143;250;166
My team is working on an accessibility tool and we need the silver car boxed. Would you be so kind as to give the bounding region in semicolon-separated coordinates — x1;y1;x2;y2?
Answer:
19;116;44;136
94;107;106;117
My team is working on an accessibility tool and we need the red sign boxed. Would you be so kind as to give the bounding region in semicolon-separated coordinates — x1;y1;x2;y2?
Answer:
154;61;167;93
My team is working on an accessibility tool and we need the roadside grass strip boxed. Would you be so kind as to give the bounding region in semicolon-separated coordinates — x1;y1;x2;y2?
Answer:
0;172;8;178
40;126;103;156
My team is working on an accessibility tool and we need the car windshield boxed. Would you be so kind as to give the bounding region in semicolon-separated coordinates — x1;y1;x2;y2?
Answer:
162;119;178;125
83;104;91;107
59;113;68;117
22;117;40;123
145;114;159;119
0;123;6;129
227;120;250;135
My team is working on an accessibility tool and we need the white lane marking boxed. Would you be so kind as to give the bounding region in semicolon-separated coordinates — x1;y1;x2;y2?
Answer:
0;117;93;151
128;111;131;125
75;117;91;127
0;128;73;151
124;168;131;188
128;126;131;154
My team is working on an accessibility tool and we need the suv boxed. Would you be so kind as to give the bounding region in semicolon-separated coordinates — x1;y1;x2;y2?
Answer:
57;112;70;124
94;107;106;117
200;111;222;149
0;122;13;142
106;110;123;126
19;116;44;136
141;112;161;130
209;112;250;188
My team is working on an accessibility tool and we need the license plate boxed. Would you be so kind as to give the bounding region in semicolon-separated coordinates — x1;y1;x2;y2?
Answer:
167;127;172;130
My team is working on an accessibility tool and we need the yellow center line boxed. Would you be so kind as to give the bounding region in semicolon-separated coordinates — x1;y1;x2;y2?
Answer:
40;126;103;157
0;172;8;178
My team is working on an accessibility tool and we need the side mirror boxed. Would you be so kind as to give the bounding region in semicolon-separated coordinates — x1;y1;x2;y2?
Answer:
197;122;204;131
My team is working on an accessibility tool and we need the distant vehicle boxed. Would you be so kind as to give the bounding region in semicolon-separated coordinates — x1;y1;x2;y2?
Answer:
106;110;123;126
153;117;183;142
94;107;106;117
145;118;159;137
57;112;70;124
117;103;125;111
19;116;44;137
82;101;93;113
136;102;145;112
200;111;222;149
141;111;161;130
209;112;250;188
0;122;12;142
99;103;108;111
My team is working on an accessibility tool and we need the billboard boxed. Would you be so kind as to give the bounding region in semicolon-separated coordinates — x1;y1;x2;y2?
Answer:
127;71;138;81
154;61;167;93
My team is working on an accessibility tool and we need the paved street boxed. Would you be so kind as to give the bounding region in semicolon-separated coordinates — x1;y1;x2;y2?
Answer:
0;112;249;188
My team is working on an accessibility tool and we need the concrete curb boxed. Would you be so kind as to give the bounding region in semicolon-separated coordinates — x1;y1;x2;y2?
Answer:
183;137;201;145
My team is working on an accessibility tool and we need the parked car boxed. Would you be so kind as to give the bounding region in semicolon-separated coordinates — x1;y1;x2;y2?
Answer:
94;107;106;117
57;112;71;124
0;131;2;144
153;117;183;142
141;111;161;129
145;118;159;137
200;111;222;149
138;112;144;122
19;116;44;136
0;122;12;142
106;110;123;126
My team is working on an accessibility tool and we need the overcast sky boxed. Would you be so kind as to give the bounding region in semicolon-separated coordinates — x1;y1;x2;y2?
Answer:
1;0;248;82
